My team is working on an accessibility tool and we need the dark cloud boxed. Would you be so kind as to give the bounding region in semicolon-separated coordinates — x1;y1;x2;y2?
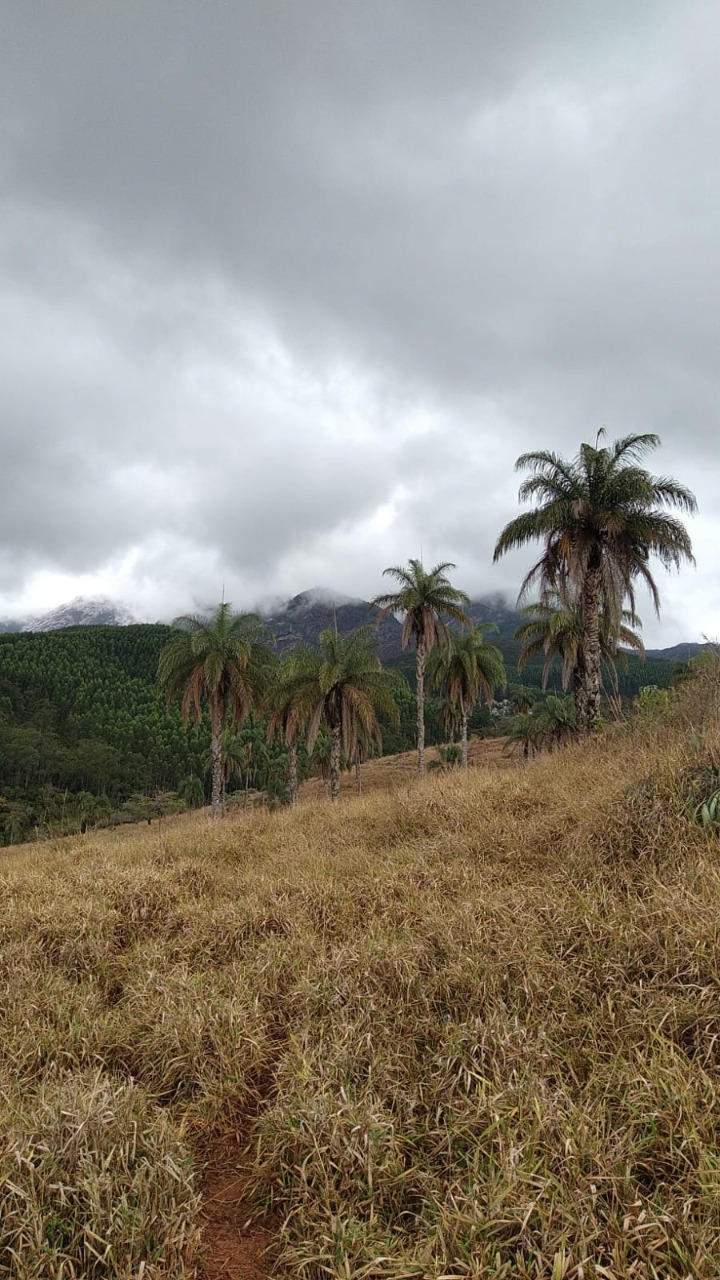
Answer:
0;1;716;640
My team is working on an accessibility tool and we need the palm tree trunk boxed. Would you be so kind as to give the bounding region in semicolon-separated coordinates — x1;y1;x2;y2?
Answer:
460;709;469;770
572;661;588;737
330;722;342;802
210;698;224;819
416;640;427;778
582;562;603;733
287;739;299;805
355;756;362;795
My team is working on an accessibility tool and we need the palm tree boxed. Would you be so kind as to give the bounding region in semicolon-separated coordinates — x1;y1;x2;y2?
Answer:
373;560;470;777
429;625;506;769
533;694;577;751
266;647;321;805
203;728;248;813
157;603;275;819
301;626;402;802
516;595;644;726
179;774;205;810
438;695;461;745
511;685;537;715
505;712;539;761
310;728;332;792
494;433;696;733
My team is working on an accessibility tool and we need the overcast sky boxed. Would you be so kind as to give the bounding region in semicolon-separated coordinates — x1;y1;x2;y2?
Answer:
2;2;718;642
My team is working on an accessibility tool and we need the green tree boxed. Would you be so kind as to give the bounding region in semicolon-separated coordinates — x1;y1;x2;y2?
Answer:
373;560;470;777
533;694;577;751
429;625;506;770
157;603;275;819
179;774;205;809
494;433;696;733
505;712;538;761
516;595;644;726
301;626;402;802
511;685;538;715
266;647;322;805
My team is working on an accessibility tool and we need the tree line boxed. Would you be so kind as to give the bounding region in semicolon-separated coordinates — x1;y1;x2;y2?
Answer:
159;430;695;817
0;431;694;839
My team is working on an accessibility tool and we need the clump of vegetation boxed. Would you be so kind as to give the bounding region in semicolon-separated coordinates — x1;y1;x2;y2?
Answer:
0;1071;199;1278
0;656;719;1276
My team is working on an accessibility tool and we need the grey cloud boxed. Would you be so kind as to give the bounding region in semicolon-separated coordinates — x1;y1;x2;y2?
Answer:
0;1;717;642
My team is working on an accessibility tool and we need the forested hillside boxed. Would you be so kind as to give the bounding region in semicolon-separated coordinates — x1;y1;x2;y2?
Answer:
0;626;208;842
0;612;683;846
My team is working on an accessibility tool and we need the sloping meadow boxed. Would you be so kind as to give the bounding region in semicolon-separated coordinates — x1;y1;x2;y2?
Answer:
1;665;720;1278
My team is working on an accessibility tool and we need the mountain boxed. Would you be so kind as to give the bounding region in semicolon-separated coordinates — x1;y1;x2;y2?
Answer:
261;588;403;658
21;596;136;633
259;587;525;663
645;642;707;664
466;594;522;637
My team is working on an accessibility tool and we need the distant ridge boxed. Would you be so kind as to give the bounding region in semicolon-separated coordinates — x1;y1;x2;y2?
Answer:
260;589;403;658
645;642;707;664
0;588;705;662
21;596;136;633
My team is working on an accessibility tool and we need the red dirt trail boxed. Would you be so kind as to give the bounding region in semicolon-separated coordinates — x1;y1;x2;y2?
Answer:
196;1126;277;1279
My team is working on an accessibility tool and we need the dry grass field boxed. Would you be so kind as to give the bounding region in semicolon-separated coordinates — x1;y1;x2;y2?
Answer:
2;667;720;1278
299;735;514;802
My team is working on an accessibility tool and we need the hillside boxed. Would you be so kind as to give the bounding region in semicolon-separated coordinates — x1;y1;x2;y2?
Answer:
0;597;687;845
0;662;719;1277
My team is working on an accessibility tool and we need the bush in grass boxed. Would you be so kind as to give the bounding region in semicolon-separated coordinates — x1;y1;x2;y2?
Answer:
0;1070;199;1279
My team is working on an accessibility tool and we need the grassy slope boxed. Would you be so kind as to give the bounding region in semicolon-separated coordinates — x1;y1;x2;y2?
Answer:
1;670;720;1278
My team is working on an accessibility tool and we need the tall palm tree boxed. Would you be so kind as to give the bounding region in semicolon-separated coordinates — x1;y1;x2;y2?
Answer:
429;625;507;769
516;595;644;726
203;728;249;814
266;646;321;805
301;626;402;802
158;603;275;819
373;560;470;777
494;433;696;732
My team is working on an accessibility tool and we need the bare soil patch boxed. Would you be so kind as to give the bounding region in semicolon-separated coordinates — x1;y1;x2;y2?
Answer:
196;1125;276;1280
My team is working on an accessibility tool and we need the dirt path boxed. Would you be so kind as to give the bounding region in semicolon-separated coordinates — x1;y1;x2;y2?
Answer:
196;1123;276;1279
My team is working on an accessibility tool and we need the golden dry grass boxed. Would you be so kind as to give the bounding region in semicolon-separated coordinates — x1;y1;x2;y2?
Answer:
299;735;514;802
1;670;720;1277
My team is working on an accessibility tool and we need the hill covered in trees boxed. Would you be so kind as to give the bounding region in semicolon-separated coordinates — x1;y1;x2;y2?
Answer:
0;591;685;844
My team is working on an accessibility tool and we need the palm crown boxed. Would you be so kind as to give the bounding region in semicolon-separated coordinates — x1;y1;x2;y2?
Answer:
373;559;470;776
157;602;275;816
516;595;644;694
278;626;401;802
494;433;696;618
307;626;400;755
494;433;696;731
430;625;506;716
373;559;471;649
429;624;506;769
